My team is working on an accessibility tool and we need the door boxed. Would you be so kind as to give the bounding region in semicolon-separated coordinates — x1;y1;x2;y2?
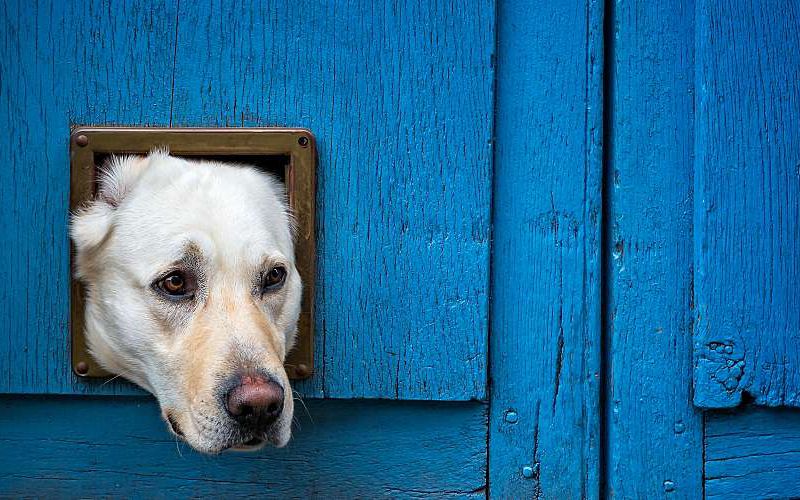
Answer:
0;1;496;495
2;0;799;498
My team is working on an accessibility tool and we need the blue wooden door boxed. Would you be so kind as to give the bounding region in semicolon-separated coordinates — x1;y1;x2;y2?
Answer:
0;0;497;495
0;0;493;401
2;0;799;498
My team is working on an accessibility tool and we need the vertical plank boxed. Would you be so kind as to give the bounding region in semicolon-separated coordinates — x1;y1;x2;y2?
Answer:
606;1;704;497
488;0;603;496
0;0;495;400
693;0;800;409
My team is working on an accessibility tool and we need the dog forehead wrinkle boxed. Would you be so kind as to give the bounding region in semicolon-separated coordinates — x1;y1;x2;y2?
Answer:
131;208;278;274
124;156;278;219
183;233;214;262
114;156;294;273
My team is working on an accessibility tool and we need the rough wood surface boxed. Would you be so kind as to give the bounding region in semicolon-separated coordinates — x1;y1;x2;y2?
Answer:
605;1;704;497
0;396;487;497
488;0;603;496
0;0;494;400
706;407;800;499
693;0;800;408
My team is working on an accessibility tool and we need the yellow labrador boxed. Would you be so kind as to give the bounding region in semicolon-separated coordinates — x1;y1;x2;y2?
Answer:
71;151;300;453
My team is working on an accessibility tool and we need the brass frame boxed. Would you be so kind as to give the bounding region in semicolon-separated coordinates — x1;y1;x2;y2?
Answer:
69;127;316;380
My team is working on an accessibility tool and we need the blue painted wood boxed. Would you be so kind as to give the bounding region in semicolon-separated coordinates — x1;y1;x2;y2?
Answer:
706;407;800;499
0;0;494;400
693;0;800;408
488;0;603;496
0;396;487;496
605;1;704;497
0;0;177;396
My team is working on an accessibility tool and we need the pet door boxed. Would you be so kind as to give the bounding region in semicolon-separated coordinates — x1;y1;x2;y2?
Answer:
69;127;316;380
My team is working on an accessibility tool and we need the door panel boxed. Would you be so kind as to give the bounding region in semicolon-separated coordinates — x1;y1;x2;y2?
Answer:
488;0;603;496
0;0;494;400
0;396;487;496
693;0;800;408
605;1;704;497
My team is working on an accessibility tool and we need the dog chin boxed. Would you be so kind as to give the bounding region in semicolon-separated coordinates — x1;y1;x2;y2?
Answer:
199;432;288;454
224;428;290;452
240;426;291;450
175;423;291;454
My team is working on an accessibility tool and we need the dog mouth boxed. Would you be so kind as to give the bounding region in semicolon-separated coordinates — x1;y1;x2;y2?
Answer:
221;429;278;452
230;436;266;451
168;412;275;452
175;424;272;453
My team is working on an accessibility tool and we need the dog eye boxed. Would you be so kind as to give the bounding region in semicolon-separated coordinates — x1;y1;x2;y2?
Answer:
262;266;287;292
155;271;196;299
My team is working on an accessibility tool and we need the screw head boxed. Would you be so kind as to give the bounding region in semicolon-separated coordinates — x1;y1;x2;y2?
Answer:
295;363;310;377
663;480;675;492
522;465;535;479
74;134;89;147
298;135;309;147
75;361;89;375
504;410;519;423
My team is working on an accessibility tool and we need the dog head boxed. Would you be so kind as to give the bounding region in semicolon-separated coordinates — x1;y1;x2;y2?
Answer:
71;151;300;453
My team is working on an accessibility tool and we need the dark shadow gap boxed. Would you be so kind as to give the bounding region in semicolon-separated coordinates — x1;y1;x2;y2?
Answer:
599;0;616;496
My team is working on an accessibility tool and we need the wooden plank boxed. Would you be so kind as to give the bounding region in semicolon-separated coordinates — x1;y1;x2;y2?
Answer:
0;0;494;400
487;0;603;496
604;1;704;497
0;397;487;497
706;407;800;499
693;0;800;408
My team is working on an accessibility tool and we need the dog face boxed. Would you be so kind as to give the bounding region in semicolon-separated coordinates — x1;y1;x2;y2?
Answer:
71;152;300;453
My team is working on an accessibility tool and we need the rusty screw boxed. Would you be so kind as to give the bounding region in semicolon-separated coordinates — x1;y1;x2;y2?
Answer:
74;134;89;147
295;363;310;378
297;136;309;148
75;361;89;375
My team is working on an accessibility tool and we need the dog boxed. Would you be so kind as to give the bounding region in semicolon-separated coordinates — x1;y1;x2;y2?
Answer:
70;151;300;453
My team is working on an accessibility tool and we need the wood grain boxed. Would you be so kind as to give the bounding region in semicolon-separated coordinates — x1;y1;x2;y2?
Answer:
605;0;704;497
0;0;494;400
487;0;603;496
0;0;178;396
706;407;800;499
0;396;487;497
693;0;800;408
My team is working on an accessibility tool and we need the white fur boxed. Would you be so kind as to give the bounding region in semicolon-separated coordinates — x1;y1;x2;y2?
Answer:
71;151;300;453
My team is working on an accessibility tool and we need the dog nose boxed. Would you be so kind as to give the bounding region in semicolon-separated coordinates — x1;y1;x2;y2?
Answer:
225;375;284;426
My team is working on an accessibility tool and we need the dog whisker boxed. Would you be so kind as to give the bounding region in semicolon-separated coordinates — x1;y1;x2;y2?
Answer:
292;390;313;424
173;432;184;458
100;373;124;387
292;415;303;432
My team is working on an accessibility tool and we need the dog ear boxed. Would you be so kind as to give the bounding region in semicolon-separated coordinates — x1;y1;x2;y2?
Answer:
70;155;151;256
95;154;151;208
